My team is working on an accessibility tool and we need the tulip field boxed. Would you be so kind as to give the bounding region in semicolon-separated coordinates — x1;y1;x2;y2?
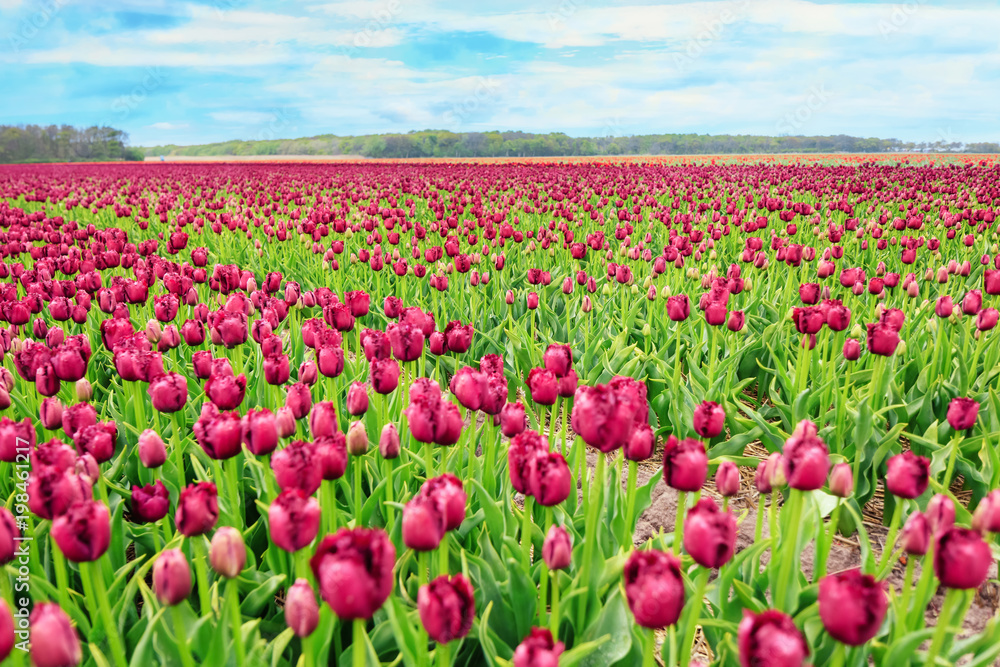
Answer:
2;157;1000;667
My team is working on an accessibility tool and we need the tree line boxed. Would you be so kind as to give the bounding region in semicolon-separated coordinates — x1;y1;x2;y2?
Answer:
0;125;144;163
142;130;1000;159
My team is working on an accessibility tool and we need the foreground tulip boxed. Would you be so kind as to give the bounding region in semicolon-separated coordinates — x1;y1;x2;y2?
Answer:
310;528;395;620
269;489;321;552
527;368;558;405
946;397;979;431
900;511;931;554
418;574;476;644
175;482;219;536
622;549;684;628
693;400;725;438
285;579;320;637
663;436;707;492
683;498;736;568
781;420;830;491
346;382;369;416
309;401;339;439
154;549;193;606
243;408;279;456
30;603;82;667
542;344;573;377
527;451;572;506
0;508;19;565
500;401;527;437
715;461;740;497
828;463;853;497
738;610;808;667
885;451;929;499
210;526;247;578
513;628;564;667
379;423;400;459
542;525;572;570
402;493;446;552
148;372;188;413
926;493;955;534
193;408;242;460
818;569;887;645
138;429;167;468
51;500;110;562
0;600;11;663
934;527;991;589
272;440;323;495
131;481;170;523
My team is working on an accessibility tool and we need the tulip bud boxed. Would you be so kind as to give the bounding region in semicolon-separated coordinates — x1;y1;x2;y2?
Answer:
885;451;929;499
542;525;572;570
209;526;246;578
935;527;991;589
276;406;296;438
901;511;930;555
138;429;167;468
52;500;111;562
513;628;564;667
154;549;193;606
285;579;320;637
417;574;476;644
346;382;369;416
270;489;321;552
39;397;64;430
29;603;82;667
926;493;955;535
828;463;853;497
346;421;368;456
738;610;808;667
379;423;400;459
622;549;684;628
684;498;736;568
693;401;725;439
714;461;739;497
818;569;887;646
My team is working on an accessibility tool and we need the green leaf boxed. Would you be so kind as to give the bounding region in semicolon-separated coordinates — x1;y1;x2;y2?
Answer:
578;587;633;667
240;574;286;616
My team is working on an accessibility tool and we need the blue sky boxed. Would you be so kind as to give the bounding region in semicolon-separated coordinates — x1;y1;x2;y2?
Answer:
1;0;998;146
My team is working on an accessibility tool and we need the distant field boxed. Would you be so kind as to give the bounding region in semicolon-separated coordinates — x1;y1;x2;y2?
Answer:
142;152;1000;165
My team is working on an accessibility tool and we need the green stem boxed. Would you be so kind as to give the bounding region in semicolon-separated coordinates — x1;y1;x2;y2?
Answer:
171;604;196;667
577;452;605;630
83;560;128;667
192;537;213;616
942;435;962;490
354;453;364;526
815;501;841;583
353;618;366;667
829;642;846;667
438;534;449;578
521;496;534;568
679;568;710;667
539;508;553;625
436;640;451;667
228;578;246;667
925;588;962;666
172;411;187;492
51;541;72;612
877;498;904;574
673;491;688;556
776;489;804;612
707;325;718;398
909;543;937;630
896;557;916;640
623;459;638;548
751;495;765;576
226;456;242;528
385;459;395;530
550;571;561;639
643;627;656;667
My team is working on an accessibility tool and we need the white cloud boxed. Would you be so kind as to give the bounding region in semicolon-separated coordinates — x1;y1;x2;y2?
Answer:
209;111;280;124
147;121;188;130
